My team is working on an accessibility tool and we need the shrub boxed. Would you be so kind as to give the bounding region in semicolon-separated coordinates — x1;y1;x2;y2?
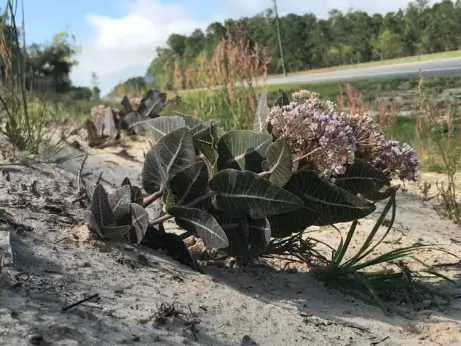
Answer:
81;88;454;311
82;88;418;267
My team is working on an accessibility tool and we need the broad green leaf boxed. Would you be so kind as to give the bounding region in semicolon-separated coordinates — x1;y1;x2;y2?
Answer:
130;186;143;205
172;111;204;128
141;127;196;194
286;170;376;226
136;89;166;117
361;185;401;201
169;206;229;249
273;89;290;107
130;203;149;244
210;207;271;258
191;120;219;174
253;91;270;132
169;161;209;206
267;206;318;238
108;185;131;219
245;217;271;254
216;127;225;139
100;225;131;241
137;116;186;142
90;184;115;227
262;138;293;186
334;160;391;197
191;120;219;149
142;231;202;272
82;210;103;238
200;146;218;176
217;130;272;173
209;169;304;219
121;177;131;187
163;187;175;210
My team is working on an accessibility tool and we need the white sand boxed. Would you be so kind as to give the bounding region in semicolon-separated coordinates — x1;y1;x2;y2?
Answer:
0;138;460;346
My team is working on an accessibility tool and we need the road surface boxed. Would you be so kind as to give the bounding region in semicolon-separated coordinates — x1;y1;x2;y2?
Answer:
108;57;461;101
265;57;461;86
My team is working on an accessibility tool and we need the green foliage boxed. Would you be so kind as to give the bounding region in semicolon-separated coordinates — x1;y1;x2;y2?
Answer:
109;76;148;97
314;193;450;310
82;89;401;273
147;0;461;78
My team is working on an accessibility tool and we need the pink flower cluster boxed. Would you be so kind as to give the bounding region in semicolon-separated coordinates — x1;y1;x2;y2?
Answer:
269;100;356;179
267;89;420;181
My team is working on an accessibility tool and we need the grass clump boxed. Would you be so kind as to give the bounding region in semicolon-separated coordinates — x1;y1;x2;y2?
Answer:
414;73;461;223
0;0;78;161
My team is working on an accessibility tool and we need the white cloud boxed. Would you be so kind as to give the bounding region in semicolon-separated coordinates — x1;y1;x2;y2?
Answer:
71;0;441;94
71;0;209;93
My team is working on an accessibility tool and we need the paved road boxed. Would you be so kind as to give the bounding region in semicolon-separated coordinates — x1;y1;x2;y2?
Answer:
108;57;461;101
265;57;461;86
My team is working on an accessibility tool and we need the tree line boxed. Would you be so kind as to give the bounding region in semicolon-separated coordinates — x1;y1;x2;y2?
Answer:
0;15;96;101
144;0;461;87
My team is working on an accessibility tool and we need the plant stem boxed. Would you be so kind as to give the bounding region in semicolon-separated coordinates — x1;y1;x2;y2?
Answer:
143;188;164;208
294;147;323;163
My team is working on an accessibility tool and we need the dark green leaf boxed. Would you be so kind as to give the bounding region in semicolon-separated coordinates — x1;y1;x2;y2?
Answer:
100;225;131;241
217;130;272;173
121;177;131;187
210;207;271;258
246;217;271;254
361;185;401;201
253;91;270;132
262;138;293;186
163;187;176;210
191;120;219;149
130;186;143;205
82;210;102;238
172;111;204;128
141;229;202;273
136;89;166;117
209;169;304;219
90;184;115;227
267;206;318;238
274;89;290;106
169;206;229;249
137;116;186;142
141;127;196;194
286;170;376;226
169;161;209;206
130;203;149;244
108;185;131;219
191;120;219;174
334;160;391;197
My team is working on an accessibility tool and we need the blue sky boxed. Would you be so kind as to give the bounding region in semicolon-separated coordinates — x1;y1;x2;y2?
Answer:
20;0;437;94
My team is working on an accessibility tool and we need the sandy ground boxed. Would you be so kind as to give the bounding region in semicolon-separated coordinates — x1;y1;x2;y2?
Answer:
0;137;460;346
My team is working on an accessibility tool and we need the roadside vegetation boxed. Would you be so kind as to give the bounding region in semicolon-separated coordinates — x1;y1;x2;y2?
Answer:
132;0;461;91
0;0;459;319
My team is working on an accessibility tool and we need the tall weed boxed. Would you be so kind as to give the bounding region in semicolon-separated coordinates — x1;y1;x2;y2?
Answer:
169;25;271;130
0;0;73;160
415;73;461;222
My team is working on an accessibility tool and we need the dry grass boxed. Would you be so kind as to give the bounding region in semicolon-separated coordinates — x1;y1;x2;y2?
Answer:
337;75;461;223
162;24;271;130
